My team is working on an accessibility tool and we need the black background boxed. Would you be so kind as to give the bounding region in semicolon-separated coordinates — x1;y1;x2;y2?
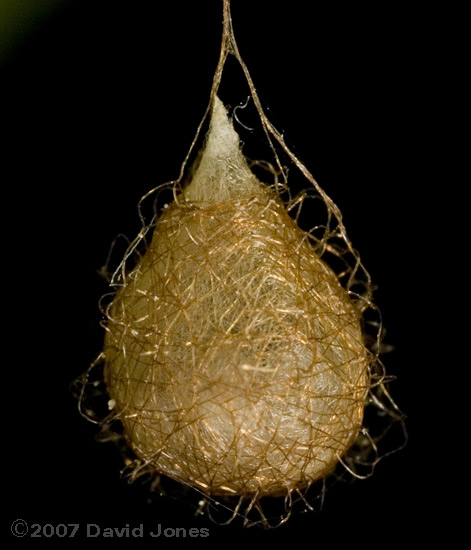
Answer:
3;0;450;546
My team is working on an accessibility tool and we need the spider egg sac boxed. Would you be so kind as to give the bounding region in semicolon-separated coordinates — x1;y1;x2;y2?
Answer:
104;96;370;497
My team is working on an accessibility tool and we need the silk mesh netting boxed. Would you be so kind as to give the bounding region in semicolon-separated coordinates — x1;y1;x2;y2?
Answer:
76;0;405;528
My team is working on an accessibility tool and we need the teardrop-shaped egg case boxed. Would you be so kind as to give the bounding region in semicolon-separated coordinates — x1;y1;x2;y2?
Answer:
103;98;370;498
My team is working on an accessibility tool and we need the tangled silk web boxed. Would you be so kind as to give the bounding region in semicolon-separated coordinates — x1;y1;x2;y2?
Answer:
76;1;405;528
